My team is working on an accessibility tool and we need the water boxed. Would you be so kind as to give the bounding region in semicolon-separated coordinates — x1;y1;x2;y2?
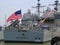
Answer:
5;42;51;45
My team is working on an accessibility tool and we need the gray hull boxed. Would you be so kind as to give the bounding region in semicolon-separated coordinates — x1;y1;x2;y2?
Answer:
0;29;55;42
0;30;44;42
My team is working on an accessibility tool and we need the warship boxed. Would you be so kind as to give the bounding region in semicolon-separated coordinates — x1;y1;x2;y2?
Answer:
0;0;60;43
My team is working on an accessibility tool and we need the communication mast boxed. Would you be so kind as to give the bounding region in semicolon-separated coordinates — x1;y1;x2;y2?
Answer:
49;0;60;11
32;0;45;16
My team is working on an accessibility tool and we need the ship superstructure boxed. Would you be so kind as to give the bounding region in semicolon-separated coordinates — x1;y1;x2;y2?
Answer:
0;0;60;44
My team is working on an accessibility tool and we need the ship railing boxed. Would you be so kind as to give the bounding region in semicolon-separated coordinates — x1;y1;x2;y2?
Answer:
0;26;7;31
2;21;56;31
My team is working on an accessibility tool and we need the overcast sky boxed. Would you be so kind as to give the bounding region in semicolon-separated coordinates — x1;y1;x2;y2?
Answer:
0;0;60;26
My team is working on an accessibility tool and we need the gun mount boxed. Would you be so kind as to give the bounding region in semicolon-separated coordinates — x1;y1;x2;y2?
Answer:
7;20;20;30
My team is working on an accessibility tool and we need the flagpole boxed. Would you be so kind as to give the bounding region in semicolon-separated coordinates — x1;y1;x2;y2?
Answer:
5;14;7;27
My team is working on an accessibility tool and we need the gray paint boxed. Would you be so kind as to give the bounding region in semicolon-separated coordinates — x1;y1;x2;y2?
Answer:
0;30;44;42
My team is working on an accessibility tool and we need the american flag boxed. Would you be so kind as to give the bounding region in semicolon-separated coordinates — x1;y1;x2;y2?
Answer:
7;10;22;22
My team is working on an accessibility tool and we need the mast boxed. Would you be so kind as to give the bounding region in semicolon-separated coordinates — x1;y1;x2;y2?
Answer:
49;0;60;11
54;0;59;11
32;0;45;16
37;0;40;16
